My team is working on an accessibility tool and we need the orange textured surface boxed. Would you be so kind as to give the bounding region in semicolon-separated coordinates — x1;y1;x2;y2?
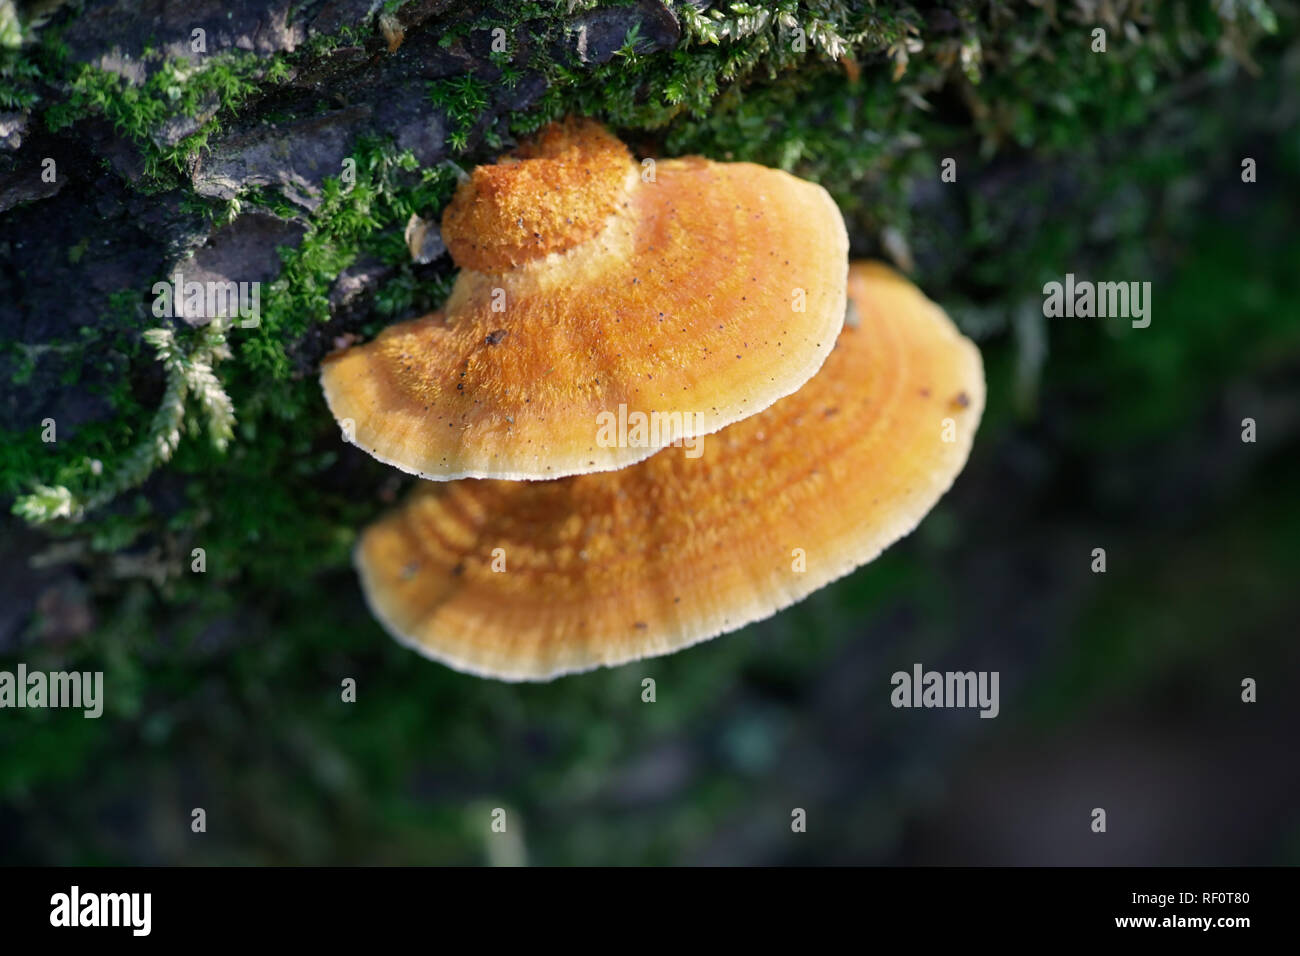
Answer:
321;122;848;481
441;118;633;271
354;262;986;680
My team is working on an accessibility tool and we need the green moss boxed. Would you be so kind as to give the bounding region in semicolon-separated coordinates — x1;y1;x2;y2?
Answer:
0;289;148;501
239;140;460;385
300;23;367;57
12;321;234;524
0;2;69;111
0;55;40;109
45;51;280;182
428;74;493;153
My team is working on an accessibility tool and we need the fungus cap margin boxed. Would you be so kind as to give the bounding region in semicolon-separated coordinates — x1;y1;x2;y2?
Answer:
319;119;850;482
352;261;986;680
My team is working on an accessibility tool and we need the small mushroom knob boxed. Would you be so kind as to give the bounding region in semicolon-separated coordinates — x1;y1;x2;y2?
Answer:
441;118;634;272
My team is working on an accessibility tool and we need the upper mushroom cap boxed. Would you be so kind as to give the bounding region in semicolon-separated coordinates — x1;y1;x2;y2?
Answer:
320;118;848;481
352;261;985;680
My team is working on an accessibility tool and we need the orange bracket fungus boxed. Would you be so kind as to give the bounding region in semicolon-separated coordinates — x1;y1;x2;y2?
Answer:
320;118;848;481
351;262;985;681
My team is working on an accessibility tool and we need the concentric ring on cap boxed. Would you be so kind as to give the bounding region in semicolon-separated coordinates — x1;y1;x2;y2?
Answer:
354;262;985;680
321;119;849;482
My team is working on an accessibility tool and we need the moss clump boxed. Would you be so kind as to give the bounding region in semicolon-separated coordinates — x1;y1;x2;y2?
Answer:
0;0;52;109
428;74;494;153
238;142;460;384
44;52;290;182
12;321;232;524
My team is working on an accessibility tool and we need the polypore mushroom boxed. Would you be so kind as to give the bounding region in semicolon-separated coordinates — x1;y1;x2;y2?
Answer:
352;262;984;680
320;118;848;480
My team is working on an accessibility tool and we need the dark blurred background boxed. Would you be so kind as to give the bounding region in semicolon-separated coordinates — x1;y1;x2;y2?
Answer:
0;1;1297;865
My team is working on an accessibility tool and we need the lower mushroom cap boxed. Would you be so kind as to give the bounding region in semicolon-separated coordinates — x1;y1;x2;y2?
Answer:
354;262;985;681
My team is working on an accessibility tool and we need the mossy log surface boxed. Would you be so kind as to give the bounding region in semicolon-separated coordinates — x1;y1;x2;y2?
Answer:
0;2;1297;864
